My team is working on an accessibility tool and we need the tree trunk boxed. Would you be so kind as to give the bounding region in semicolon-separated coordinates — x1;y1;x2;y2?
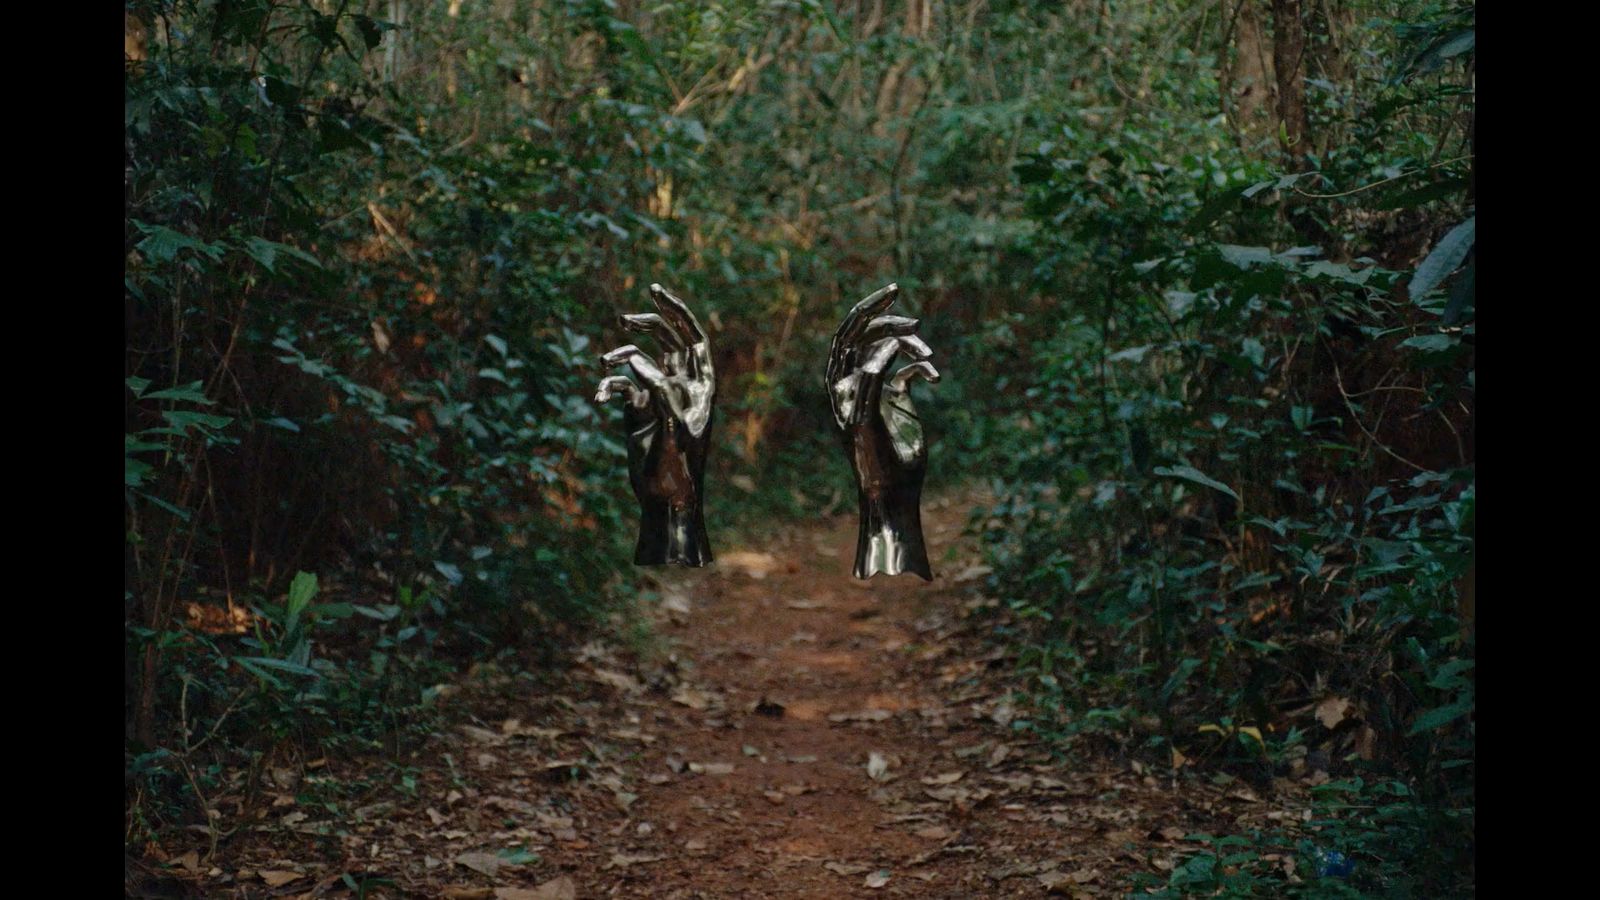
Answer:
1221;0;1276;150
1271;0;1310;162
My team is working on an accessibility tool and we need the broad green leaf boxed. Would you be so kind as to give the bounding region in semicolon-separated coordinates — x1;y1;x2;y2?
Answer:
286;571;318;633
1154;465;1240;501
1407;698;1473;735
1399;333;1457;352
235;655;319;679
1409;217;1475;301
125;457;152;488
134;223;225;264
142;381;212;404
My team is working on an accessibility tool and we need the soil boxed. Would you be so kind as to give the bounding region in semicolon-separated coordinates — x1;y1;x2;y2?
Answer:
132;490;1314;898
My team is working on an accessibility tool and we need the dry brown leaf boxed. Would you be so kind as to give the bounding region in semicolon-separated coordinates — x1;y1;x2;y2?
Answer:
606;852;666;869
460;725;503;745
914;826;952;840
954;564;993;582
1315;696;1351;729
591;668;641;693
921;771;964;786
441;888;494;900
829;709;893;723
258;870;303;887
454;851;503;877
671;687;713;710
719;550;777;579
495;876;577;900
866;752;891;781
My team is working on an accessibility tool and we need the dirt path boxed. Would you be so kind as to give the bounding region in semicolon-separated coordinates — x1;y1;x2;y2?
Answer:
164;492;1309;898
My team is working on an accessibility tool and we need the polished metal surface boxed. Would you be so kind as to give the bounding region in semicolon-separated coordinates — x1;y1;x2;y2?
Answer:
595;284;716;567
827;283;940;580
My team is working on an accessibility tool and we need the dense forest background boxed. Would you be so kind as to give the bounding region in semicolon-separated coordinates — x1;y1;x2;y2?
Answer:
126;0;1473;894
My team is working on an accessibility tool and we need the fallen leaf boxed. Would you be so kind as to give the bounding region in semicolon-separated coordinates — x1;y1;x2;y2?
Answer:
441;888;494;900
824;861;870;876
592;668;641;692
864;870;891;888
829;709;893;723
495;876;577;900
954;564;992;582
606;852;666;869
1316;696;1351;730
672;687;713;710
763;790;786;805
915;826;952;840
921;772;965;786
660;591;692;616
461;725;503;745
719;550;777;579
689;762;734;776
258;870;303;887
454;852;502;877
867;752;891;782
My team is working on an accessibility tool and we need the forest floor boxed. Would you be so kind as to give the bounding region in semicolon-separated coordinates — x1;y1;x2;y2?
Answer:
138;489;1318;899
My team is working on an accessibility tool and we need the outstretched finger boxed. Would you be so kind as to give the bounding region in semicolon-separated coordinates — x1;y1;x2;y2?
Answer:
619;312;686;353
896;333;933;361
833;283;900;350
888;360;941;392
649;283;708;345
858;314;921;345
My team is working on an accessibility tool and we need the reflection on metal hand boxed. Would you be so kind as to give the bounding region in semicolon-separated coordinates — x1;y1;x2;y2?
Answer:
595;284;716;567
827;283;941;580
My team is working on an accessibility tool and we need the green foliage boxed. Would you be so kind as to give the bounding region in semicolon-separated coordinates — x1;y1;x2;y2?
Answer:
970;1;1474;893
126;3;1474;888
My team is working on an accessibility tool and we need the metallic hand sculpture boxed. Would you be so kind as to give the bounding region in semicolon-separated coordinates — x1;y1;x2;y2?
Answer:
595;284;715;567
827;283;940;580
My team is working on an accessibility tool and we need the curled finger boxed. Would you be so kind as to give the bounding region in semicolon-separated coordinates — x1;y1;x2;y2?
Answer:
595;375;646;406
602;344;668;392
888;360;941;392
858;314;921;345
